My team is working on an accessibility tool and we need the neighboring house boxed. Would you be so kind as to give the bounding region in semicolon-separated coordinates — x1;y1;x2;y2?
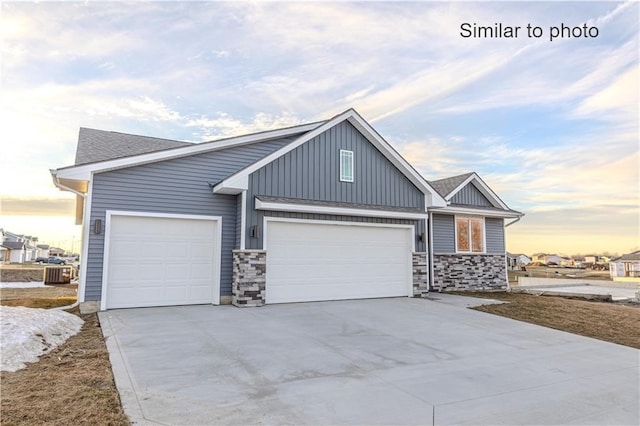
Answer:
507;253;531;270
517;254;532;266
51;109;524;312
1;241;26;263
609;251;640;280
49;247;65;257
37;244;51;258
584;255;597;264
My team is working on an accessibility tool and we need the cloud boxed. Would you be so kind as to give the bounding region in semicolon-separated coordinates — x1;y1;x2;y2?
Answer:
1;197;75;216
185;112;303;140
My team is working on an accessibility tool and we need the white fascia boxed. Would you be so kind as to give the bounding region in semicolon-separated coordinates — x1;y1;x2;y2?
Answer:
255;198;428;220
440;205;523;218
54;122;320;181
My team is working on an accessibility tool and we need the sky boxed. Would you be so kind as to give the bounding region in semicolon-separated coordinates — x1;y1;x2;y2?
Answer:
1;1;638;256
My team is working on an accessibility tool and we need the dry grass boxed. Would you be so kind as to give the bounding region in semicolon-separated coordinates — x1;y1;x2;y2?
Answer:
458;291;640;349
0;268;44;282
0;310;130;425
1;297;78;309
0;286;77;302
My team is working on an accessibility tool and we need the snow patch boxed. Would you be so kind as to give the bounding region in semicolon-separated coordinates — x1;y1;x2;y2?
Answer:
0;306;84;372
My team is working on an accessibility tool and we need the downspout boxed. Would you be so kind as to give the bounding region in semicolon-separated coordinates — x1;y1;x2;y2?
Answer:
505;215;523;227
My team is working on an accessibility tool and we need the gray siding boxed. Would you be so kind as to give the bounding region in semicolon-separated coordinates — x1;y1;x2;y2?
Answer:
432;214;455;253
261;211;425;252
245;121;425;249
451;183;493;207
485;217;505;254
86;137;295;301
432;213;505;254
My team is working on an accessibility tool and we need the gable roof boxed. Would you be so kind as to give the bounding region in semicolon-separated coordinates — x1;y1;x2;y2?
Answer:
612;250;640;262
53;121;323;181
2;241;25;250
428;172;474;199
213;108;447;208
75;128;193;165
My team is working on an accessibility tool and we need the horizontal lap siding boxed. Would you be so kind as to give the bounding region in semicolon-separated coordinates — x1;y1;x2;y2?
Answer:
432;214;455;253
246;121;426;250
433;214;504;254
485;217;505;254
86;138;294;301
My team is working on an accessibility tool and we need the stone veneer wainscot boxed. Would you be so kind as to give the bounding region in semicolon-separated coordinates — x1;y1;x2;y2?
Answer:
432;254;506;291
232;250;266;307
412;252;429;297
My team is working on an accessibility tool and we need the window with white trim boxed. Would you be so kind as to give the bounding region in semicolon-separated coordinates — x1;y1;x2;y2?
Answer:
456;216;484;253
339;149;354;182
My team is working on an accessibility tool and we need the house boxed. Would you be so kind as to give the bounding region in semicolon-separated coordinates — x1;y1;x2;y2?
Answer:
37;244;51;258
517;254;532;266
51;109;523;312
1;230;28;263
609;251;640;280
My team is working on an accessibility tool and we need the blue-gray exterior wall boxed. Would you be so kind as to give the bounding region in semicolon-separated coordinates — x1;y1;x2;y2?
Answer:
451;183;493;207
432;213;504;254
85;138;295;301
244;121;426;250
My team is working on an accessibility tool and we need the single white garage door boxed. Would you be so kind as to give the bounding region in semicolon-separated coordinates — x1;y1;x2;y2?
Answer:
104;213;220;309
266;220;413;304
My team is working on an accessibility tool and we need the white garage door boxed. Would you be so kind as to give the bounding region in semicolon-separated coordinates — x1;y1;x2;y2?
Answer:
104;213;220;309
266;220;413;304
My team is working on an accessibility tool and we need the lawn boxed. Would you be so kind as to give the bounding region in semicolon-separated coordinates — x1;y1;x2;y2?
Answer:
1;290;638;425
458;291;640;349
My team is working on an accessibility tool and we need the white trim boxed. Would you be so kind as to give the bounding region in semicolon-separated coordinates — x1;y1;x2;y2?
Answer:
240;191;247;250
54;122;321;181
437;205;521;218
214;109;447;207
263;216;416;251
454;215;486;254
339;149;354;182
255;198;428;220
100;211;222;311
446;172;509;210
263;217;415;298
428;212;435;291
77;178;93;303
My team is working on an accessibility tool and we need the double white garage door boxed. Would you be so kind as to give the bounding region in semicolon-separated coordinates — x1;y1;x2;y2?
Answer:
103;213;413;309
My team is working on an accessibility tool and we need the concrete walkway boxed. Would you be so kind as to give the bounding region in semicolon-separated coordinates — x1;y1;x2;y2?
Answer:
99;296;639;425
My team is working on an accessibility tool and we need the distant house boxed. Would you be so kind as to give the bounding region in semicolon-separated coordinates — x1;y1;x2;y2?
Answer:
37;244;50;258
0;230;46;263
584;255;597;264
506;253;530;270
609;251;640;280
49;247;65;257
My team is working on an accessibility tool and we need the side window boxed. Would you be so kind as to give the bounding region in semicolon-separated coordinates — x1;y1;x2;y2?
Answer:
339;150;354;182
456;216;484;253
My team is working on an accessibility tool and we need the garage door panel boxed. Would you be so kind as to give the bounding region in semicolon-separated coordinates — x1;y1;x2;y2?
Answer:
105;214;219;309
266;221;412;304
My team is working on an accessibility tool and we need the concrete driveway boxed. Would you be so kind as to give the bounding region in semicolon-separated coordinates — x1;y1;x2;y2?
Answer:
99;296;639;425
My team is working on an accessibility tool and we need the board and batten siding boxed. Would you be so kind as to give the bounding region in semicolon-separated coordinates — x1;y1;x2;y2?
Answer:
244;121;426;250
85;137;296;301
432;214;504;254
450;183;493;207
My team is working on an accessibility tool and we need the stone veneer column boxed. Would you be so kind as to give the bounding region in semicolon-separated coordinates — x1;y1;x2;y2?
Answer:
412;252;429;297
232;250;266;307
432;254;507;291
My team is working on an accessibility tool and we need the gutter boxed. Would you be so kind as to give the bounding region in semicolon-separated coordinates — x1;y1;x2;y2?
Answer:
505;214;524;227
50;169;87;199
